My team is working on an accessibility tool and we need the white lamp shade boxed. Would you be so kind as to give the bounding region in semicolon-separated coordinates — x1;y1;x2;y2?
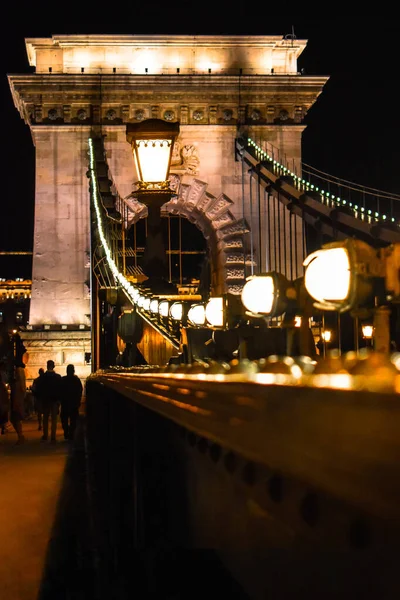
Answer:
187;304;206;326
137;294;146;307
142;297;151;311
150;299;159;313
241;275;275;315
170;302;183;321
158;300;170;317
304;247;351;306
205;297;224;328
134;140;172;182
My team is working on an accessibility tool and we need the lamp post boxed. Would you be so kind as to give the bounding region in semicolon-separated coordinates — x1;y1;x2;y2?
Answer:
126;119;180;294
240;272;316;357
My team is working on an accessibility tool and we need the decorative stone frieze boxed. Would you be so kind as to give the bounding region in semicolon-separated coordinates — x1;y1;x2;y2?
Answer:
34;105;42;122
238;105;246;124
106;108;117;120
164;109;175;121
63;104;71;122
193;109;204;122
223;108;233;121
294;106;303;123
151;105;159;119
180;105;189;124
250;108;261;121
134;108;145;121
266;106;276;123
92;105;100;123
121;105;130;121
209;106;217;124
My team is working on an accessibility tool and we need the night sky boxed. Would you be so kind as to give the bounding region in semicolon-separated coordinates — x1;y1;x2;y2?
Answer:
2;14;399;278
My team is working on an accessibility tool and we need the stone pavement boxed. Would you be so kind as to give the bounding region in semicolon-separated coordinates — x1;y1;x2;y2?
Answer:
0;415;86;600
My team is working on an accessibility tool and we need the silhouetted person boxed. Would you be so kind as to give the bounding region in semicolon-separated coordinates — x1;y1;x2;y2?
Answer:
31;367;44;430
9;361;26;445
60;364;82;441
36;360;61;443
0;370;9;435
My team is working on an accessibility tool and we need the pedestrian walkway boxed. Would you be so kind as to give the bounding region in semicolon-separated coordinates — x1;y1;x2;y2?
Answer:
0;414;93;600
0;405;249;600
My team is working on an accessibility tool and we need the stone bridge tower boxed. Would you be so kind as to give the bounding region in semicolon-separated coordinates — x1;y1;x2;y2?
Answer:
8;34;328;380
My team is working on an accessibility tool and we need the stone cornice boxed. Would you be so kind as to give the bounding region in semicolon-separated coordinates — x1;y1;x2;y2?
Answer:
9;73;328;126
28;34;299;47
26;34;308;64
9;73;328;88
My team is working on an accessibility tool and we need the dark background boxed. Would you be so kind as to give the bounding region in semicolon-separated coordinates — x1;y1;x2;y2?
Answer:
2;13;399;278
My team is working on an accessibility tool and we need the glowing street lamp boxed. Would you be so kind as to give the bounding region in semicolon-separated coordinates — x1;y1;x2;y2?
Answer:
126;119;180;294
303;239;381;312
362;324;374;347
187;303;206;327
362;324;374;339
303;238;400;353
203;295;244;329
321;329;332;343
240;272;315;357
241;272;295;317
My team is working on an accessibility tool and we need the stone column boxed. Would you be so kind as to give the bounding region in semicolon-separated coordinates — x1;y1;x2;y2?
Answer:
29;125;91;325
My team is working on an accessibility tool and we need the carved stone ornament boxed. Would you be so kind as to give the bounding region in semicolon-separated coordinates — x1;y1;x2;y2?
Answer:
77;108;87;120
250;109;261;121
164;110;175;121
171;138;200;175
106;108;117;120
223;109;233;121
193;109;204;121
134;109;145;121
168;173;181;193
48;108;58;120
279;109;289;120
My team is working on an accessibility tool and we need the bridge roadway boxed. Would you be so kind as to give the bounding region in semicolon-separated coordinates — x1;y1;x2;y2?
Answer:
2;359;400;599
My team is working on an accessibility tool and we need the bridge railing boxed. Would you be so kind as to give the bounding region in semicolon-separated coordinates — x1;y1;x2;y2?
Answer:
240;138;400;248
85;362;400;591
246;137;400;228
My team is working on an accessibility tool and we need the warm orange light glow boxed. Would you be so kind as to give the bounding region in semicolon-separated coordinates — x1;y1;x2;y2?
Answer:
362;325;374;339
321;330;332;342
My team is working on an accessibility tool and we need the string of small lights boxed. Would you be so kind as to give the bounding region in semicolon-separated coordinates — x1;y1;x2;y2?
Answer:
247;138;400;226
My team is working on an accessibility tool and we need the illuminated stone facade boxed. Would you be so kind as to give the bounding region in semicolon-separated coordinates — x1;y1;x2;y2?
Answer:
8;34;328;363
